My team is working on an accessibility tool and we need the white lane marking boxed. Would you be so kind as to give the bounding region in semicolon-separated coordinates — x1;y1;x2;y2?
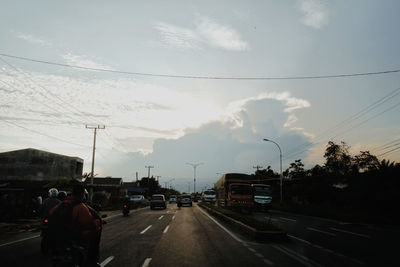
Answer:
163;225;170;234
263;258;274;265
279;217;296;222
142;258;152;267
307;227;336;236
248;247;256;253
100;256;114;267
255;253;263;258
289;234;365;265
197;205;243;243
330;227;371;239
140;225;152;234
172;215;175;220
158;215;164;220
272;245;322;267
0;234;40;247
288;234;311;245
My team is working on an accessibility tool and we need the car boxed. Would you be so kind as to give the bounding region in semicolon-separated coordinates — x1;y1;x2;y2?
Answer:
150;194;166;210
130;195;149;207
180;194;192;206
169;195;177;203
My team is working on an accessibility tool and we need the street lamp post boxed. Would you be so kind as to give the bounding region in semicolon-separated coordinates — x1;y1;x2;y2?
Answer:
263;138;283;203
186;162;203;194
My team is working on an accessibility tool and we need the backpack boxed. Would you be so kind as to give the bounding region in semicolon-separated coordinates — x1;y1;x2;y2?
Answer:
47;201;80;248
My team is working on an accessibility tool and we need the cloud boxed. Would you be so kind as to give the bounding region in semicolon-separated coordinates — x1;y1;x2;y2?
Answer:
154;22;201;49
14;32;52;46
99;96;312;192
298;0;329;29
197;18;249;51
154;17;249;51
62;53;114;69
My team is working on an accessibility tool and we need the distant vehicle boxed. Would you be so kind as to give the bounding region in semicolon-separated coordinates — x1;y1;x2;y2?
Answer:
215;173;254;211
150;194;166;210
252;184;272;211
201;190;216;203
180;194;192;206
169;195;177;203
130;195;148;206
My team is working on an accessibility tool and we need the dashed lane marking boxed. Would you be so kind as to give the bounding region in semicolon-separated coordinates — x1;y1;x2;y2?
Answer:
163;225;170;234
140;225;152;234
100;256;114;267
330;227;371;239
158;215;164;220
0;234;40;247
263;258;274;265
142;258;152;267
248;247;256;253
288;234;365;265
307;227;336;236
255;253;263;258
272;245;322;267
172;215;175;220
279;217;297;222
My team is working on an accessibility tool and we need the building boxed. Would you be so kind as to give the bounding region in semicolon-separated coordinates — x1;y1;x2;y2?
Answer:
0;148;83;182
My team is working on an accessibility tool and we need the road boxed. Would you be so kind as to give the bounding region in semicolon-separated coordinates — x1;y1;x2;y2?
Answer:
0;203;397;266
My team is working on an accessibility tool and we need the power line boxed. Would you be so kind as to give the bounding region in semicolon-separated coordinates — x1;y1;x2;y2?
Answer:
1;119;90;148
282;87;400;160
377;146;400;157
1;53;400;80
371;137;400;152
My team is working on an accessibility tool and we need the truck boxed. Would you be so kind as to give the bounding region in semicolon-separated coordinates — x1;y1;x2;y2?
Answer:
215;173;254;211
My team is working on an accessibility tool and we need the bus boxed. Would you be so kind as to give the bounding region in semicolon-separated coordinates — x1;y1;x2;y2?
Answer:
215;173;254;211
252;184;272;211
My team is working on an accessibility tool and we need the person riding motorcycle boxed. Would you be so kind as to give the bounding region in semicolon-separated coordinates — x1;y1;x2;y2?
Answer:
49;182;102;267
177;196;182;209
42;188;61;219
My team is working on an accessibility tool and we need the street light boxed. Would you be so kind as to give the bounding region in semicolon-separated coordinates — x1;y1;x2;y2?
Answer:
186;162;204;194
263;138;283;203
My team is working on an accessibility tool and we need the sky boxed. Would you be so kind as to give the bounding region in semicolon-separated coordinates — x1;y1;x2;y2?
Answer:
1;0;400;193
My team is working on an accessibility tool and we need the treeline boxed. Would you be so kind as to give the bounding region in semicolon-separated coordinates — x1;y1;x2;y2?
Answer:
255;141;400;224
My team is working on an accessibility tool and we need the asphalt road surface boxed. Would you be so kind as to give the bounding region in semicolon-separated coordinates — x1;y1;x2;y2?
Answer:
0;203;397;266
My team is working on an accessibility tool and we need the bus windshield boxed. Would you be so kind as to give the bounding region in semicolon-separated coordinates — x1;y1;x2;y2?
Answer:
254;186;271;196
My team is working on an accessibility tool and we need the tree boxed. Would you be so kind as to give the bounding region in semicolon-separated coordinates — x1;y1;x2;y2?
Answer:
353;151;379;172
324;141;353;176
286;159;305;179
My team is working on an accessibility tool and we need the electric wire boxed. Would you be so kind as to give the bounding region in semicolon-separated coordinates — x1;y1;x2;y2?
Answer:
1;53;400;80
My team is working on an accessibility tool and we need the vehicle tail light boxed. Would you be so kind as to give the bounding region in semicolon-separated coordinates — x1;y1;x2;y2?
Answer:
123;205;127;208
44;219;48;223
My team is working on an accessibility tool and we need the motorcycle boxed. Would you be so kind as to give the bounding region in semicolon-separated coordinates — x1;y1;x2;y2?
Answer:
122;204;129;216
40;218;50;255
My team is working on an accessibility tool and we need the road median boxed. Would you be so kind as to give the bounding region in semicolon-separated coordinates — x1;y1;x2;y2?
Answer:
198;203;286;241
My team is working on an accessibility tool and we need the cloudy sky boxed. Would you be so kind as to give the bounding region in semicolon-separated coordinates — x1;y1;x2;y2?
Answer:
1;0;400;192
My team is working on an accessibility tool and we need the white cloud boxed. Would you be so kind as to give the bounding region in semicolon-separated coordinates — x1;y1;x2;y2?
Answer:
62;53;114;70
154;17;249;51
298;0;329;29
154;22;200;49
224;91;310;128
14;32;52;46
197;18;249;51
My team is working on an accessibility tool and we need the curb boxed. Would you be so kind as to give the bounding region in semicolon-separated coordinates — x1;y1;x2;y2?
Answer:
199;204;287;241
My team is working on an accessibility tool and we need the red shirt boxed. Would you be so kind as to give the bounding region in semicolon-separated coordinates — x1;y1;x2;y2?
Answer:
50;196;101;240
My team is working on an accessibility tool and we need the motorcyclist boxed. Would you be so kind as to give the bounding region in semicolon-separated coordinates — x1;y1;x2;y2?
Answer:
49;182;102;267
177;196;182;209
42;188;61;219
122;195;130;215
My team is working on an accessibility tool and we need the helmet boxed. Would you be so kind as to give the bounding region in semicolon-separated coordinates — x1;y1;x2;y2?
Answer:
48;188;58;198
58;191;67;201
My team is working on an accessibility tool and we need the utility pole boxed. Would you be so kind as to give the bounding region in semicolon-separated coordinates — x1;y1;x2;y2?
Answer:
85;125;105;201
145;165;154;178
187;182;190;193
186;162;203;194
